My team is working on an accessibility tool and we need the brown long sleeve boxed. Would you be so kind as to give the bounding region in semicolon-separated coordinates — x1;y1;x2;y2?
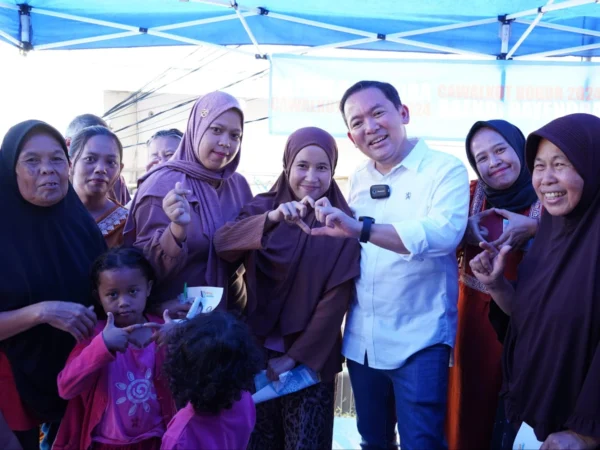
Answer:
214;212;270;263
286;279;354;381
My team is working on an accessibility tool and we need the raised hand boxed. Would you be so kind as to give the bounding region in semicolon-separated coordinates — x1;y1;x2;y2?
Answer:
163;182;192;226
541;430;600;450
38;301;97;343
465;208;496;246
102;312;143;353
490;208;538;249
469;242;511;287
267;196;315;234
311;197;361;239
144;310;177;347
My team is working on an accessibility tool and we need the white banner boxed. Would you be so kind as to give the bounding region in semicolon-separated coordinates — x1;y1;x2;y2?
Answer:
269;54;600;139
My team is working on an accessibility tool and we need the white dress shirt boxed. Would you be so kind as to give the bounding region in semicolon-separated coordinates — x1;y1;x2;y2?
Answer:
342;139;469;370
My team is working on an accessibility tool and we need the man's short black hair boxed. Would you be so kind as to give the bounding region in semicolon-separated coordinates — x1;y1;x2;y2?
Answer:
339;81;402;126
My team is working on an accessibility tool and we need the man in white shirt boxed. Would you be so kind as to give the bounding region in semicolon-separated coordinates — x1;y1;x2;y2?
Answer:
312;81;469;450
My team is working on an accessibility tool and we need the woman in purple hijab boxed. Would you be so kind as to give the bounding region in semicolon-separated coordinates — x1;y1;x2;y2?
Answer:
470;113;600;450
124;91;253;317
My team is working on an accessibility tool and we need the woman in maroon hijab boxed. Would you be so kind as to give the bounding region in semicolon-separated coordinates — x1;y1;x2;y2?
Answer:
124;91;253;317
470;113;600;450
214;127;361;450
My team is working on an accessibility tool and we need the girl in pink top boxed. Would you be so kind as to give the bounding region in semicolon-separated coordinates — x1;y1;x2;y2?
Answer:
54;248;176;450
160;312;263;450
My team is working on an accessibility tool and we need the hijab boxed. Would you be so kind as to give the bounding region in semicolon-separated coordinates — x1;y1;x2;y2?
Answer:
124;91;244;289
232;127;361;336
466;120;538;212
0;120;107;422
501;113;600;439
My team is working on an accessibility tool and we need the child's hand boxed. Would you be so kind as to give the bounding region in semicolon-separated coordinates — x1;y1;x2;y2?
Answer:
144;310;177;347
102;312;143;353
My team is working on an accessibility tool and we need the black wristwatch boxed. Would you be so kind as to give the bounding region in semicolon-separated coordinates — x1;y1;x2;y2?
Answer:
358;216;375;243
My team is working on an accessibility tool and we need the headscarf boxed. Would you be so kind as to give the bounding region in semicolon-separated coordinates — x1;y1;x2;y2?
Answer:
124;91;244;289
466;120;538;212
233;127;361;336
0;120;106;422
501;113;600;439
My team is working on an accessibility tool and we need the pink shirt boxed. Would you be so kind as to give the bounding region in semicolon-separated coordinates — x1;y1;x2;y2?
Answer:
161;391;255;450
93;342;165;445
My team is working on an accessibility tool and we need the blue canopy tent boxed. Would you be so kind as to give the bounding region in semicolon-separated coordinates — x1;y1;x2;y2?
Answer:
1;0;600;59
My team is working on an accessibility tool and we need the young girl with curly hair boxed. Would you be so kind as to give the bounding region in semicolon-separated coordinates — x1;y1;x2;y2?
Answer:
160;312;263;450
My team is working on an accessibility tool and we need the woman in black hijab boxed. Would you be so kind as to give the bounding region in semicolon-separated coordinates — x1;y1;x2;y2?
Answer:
471;113;600;449
0;120;106;449
447;120;542;450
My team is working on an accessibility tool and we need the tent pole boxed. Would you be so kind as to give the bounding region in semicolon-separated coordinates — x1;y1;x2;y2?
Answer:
270;37;379;55
35;31;141;50
516;19;600;38
506;0;598;20
388;18;497;39
152;13;252;32
386;36;495;58
515;41;600;58
146;29;254;55
499;16;511;58
17;6;138;31
18;4;32;51
262;11;376;38
230;0;263;57
0;28;20;46
506;0;555;59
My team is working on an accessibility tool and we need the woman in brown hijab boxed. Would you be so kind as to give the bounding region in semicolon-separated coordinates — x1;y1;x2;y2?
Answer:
470;113;600;449
214;127;361;450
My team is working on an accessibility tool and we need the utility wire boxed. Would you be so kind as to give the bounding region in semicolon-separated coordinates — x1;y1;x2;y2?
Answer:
105;47;235;118
103;46;212;117
113;69;268;134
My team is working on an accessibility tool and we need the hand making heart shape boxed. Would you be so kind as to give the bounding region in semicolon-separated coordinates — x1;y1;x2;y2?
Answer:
102;312;146;353
267;196;316;234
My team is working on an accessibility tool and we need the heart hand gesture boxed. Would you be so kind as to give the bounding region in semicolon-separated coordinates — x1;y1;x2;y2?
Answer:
267;196;315;235
163;182;192;226
311;197;361;239
102;312;143;353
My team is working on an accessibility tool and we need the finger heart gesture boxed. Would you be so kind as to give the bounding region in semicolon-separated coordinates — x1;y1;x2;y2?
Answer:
309;197;360;239
163;182;192;226
102;312;144;353
268;196;315;235
143;310;177;347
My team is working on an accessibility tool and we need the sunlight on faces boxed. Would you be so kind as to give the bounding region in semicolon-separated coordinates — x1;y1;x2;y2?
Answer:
288;145;332;201
71;135;123;198
344;87;409;167
196;109;243;171
15;132;69;207
532;139;584;216
470;128;521;190
97;267;153;328
147;136;179;166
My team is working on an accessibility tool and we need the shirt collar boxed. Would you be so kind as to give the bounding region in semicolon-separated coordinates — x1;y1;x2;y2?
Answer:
367;138;427;176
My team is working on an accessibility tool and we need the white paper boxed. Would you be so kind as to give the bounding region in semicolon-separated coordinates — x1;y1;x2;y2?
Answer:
513;422;542;450
252;364;320;404
184;286;223;319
